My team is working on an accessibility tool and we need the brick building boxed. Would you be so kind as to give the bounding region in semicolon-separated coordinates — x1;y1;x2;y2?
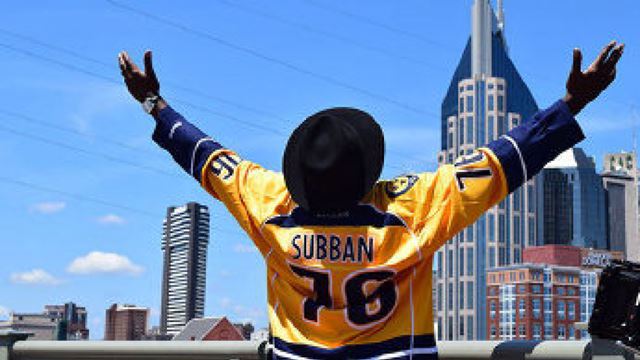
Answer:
104;304;149;340
486;245;621;340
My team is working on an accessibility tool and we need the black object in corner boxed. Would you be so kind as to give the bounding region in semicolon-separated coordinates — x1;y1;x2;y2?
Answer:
589;260;640;348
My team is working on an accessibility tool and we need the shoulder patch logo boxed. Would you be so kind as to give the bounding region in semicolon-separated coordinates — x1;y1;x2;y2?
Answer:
385;175;418;198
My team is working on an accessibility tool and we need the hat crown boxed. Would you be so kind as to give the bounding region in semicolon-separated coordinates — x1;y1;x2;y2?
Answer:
283;107;385;212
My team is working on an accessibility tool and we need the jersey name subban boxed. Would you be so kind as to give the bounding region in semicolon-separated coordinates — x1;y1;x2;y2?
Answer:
290;233;375;263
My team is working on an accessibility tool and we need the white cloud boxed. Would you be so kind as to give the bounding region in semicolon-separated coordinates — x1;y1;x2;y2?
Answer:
67;251;144;275
30;201;66;214
10;269;63;285
233;243;258;253
96;214;126;225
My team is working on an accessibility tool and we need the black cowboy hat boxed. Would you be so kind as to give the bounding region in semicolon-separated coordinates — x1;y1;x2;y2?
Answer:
283;107;385;212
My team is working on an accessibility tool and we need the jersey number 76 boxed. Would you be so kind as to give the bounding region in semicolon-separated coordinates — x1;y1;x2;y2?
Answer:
289;263;398;328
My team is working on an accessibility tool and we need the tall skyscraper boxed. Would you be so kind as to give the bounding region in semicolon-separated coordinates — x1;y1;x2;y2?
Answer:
602;151;639;261
160;202;210;335
105;304;149;340
435;0;538;340
538;148;607;249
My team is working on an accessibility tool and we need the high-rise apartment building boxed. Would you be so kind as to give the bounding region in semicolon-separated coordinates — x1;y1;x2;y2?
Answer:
435;0;539;340
105;304;149;340
602;151;639;261
160;202;210;335
538;148;607;249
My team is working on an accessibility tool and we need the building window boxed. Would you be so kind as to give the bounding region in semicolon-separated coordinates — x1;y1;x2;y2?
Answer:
568;302;576;320
459;118;465;145
448;283;453;310
459;281;465;309
497;84;504;91
467;96;474;112
467;116;474;145
558;301;565;320
437;284;443;311
491;325;497;338
459;248;465;275
514;216;520;244
437;251;443;278
514;249;521;263
497;115;506;135
459;97;464;113
467;281;474;309
467;315;474;339
448;250;453;278
558;325;566;339
488;95;495;111
467;248;474;276
448;316;453;340
459;316;465;336
519;325;526;338
557;287;565;296
528;217;536;246
478;113;486;145
533;324;541;340
498;214;506;243
488;83;494;90
490;301;496;319
569;324;575;340
448;133;454;149
498;95;504;111
489;214;495;242
467;225;474;242
488;115;494;142
533;298;541;319
519;299;526;319
489;247;496;268
499;248;506;266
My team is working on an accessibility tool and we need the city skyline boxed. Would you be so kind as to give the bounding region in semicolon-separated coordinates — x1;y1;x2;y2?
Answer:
1;1;638;339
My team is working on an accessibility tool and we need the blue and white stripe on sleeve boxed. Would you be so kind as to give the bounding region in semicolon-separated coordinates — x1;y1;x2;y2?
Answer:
152;106;223;182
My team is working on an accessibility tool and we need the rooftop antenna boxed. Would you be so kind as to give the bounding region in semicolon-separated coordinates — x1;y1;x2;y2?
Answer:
497;0;505;32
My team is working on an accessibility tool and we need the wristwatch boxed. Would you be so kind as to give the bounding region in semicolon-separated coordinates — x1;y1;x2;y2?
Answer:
142;94;161;114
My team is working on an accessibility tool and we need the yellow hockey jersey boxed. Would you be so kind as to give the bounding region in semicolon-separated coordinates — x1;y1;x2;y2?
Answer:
152;100;583;359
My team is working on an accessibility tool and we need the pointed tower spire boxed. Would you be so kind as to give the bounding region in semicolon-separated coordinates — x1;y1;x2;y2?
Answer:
471;0;493;77
497;0;505;32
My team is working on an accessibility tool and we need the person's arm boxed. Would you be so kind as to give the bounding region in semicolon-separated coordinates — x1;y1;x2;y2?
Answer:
117;51;289;249
416;41;624;254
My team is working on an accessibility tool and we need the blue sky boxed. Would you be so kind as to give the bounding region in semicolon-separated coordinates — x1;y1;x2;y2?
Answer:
0;1;637;339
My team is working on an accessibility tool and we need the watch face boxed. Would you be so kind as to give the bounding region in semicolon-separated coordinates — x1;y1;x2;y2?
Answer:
142;97;157;113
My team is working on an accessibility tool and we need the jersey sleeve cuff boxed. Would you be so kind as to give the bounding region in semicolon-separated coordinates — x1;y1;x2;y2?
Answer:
487;99;585;193
152;105;224;181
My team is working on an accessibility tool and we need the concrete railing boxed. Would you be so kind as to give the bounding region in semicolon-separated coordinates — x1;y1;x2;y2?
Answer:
1;332;639;360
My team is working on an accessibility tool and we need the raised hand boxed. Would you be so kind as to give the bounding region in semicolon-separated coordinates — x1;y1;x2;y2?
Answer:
564;40;624;115
118;50;160;103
